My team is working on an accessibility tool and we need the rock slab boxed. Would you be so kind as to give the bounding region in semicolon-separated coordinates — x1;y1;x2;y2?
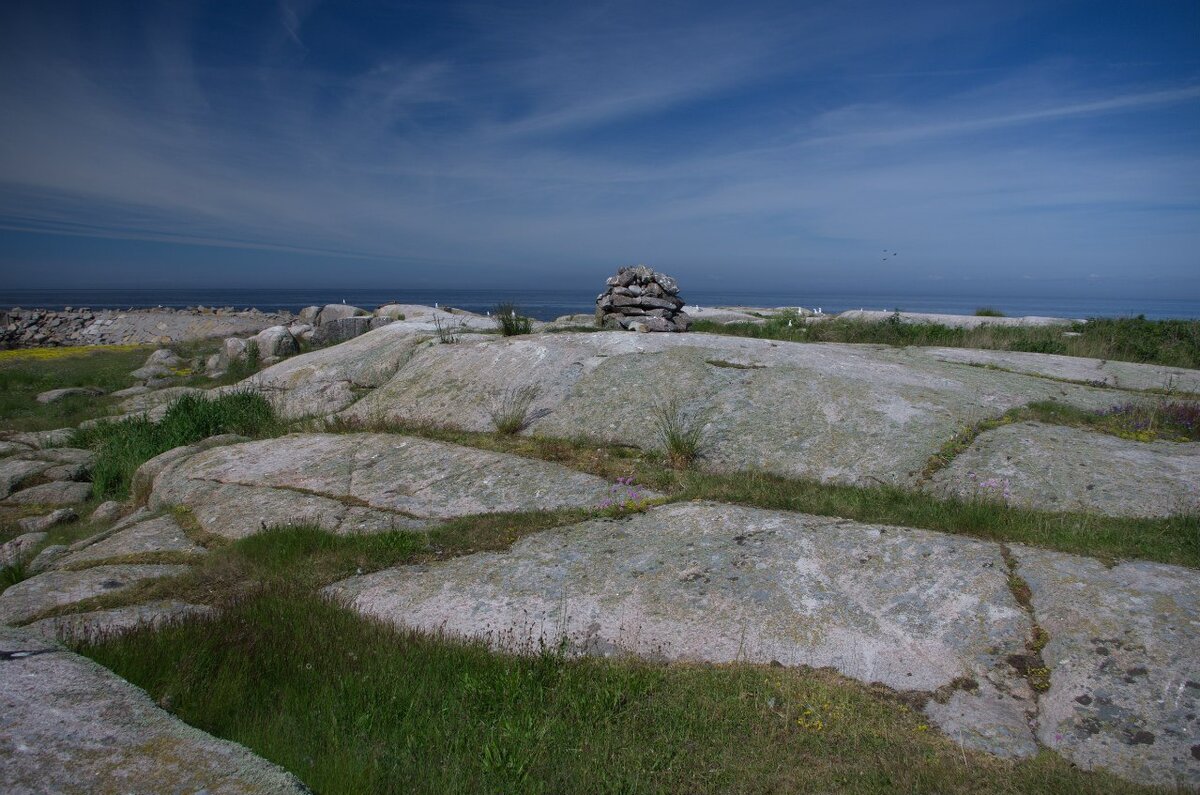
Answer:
327;502;1039;758
0;625;309;793
147;433;627;538
0;564;190;625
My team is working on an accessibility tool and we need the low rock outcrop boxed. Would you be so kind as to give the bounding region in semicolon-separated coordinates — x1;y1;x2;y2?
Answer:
0;306;290;349
595;265;692;332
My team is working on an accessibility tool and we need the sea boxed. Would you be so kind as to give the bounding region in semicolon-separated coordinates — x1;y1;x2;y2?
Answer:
2;288;1198;322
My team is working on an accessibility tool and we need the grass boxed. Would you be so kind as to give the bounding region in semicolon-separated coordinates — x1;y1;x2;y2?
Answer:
78;574;1151;793
495;302;533;336
653;396;706;469
70;391;282;500
974;307;1005;317
487;385;540;435
693;313;1200;369
0;344;150;431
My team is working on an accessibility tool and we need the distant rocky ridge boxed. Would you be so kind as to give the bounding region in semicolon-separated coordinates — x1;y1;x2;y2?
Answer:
0;306;292;349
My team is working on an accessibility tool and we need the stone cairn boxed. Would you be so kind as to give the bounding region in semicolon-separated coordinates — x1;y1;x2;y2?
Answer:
595;265;692;332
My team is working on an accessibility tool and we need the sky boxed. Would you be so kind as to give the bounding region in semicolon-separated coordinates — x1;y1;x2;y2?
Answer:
0;0;1198;297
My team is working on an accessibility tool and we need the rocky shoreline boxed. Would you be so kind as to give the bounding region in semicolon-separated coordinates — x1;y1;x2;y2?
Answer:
0;306;293;349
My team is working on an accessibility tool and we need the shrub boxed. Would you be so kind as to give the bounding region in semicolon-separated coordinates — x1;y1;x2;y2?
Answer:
495;303;533;336
73;391;281;499
974;307;1005;317
488;385;539;435
226;340;261;381
653;396;706;469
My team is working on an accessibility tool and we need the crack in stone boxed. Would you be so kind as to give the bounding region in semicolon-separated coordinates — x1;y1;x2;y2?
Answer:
181;475;424;519
999;543;1050;746
0;648;59;661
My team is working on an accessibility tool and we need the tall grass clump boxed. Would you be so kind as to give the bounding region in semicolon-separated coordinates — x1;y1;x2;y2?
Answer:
974;307;1005;317
432;314;460;344
495;303;533;336
654;396;706;469
225;340;261;382
72;391;281;499
487;385;539;435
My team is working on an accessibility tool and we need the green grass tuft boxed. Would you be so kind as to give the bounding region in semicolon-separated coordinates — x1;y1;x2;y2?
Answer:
974;307;1005;317
495;302;533;336
487;385;539;435
653;396;706;469
71;391;281;499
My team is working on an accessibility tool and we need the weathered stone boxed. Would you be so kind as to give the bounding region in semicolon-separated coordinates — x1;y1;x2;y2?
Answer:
298;305;321;324
59;514;206;567
42;462;88;482
0;625;309;793
597;266;689;332
23;600;217;643
0;564;190;624
25;544;66;574
148;433;633;539
929;422;1200;517
1013;546;1200;787
129;434;249;503
3;480;93;506
0;532;47;567
312;316;373;346
340;332;1136;490
254;325;298;358
0;459;52;499
315;303;366;324
89;500;125;523
5;428;74;450
327;502;1037;757
925;347;1200;393
34;387;103;404
16;509;76;534
109;384;151;398
130;363;172;381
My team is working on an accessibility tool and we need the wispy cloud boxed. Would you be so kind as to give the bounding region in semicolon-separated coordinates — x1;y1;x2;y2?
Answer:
0;0;1197;291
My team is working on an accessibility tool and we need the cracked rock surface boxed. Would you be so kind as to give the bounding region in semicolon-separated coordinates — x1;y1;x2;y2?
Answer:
928;422;1200;517
327;502;1041;758
145;433;626;538
333;331;1142;488
1013;546;1200;788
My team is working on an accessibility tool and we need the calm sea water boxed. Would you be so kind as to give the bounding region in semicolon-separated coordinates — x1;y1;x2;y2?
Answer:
2;288;1198;321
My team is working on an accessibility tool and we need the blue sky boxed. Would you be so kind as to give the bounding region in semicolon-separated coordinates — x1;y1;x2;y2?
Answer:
1;0;1197;296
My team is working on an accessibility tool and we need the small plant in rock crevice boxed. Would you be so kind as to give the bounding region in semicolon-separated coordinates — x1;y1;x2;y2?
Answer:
432;315;460;344
488;385;540;435
654;396;707;469
596;476;654;515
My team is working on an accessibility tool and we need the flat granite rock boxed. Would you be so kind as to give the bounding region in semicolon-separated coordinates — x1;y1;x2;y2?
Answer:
1013;546;1200;788
147;433;625;538
24;600;216;643
326;502;1039;757
2;480;94;506
337;332;1131;488
922;347;1200;393
0;625;308;794
0;564;190;625
928;422;1200;517
58;514;207;567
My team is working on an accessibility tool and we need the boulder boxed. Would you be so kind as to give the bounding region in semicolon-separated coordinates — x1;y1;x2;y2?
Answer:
0;458;53;499
23;600;217;643
25;544;66;574
311;316;374;346
16;509;76;534
0;532;48;567
253;325;299;359
315;303;367;325
35;387;104;404
90;500;126;523
143;348;183;368
3;480;93;506
58;514;206;567
298;305;322;324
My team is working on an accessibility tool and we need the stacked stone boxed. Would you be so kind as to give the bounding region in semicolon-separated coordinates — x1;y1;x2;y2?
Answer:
1;308;97;348
595;265;692;332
